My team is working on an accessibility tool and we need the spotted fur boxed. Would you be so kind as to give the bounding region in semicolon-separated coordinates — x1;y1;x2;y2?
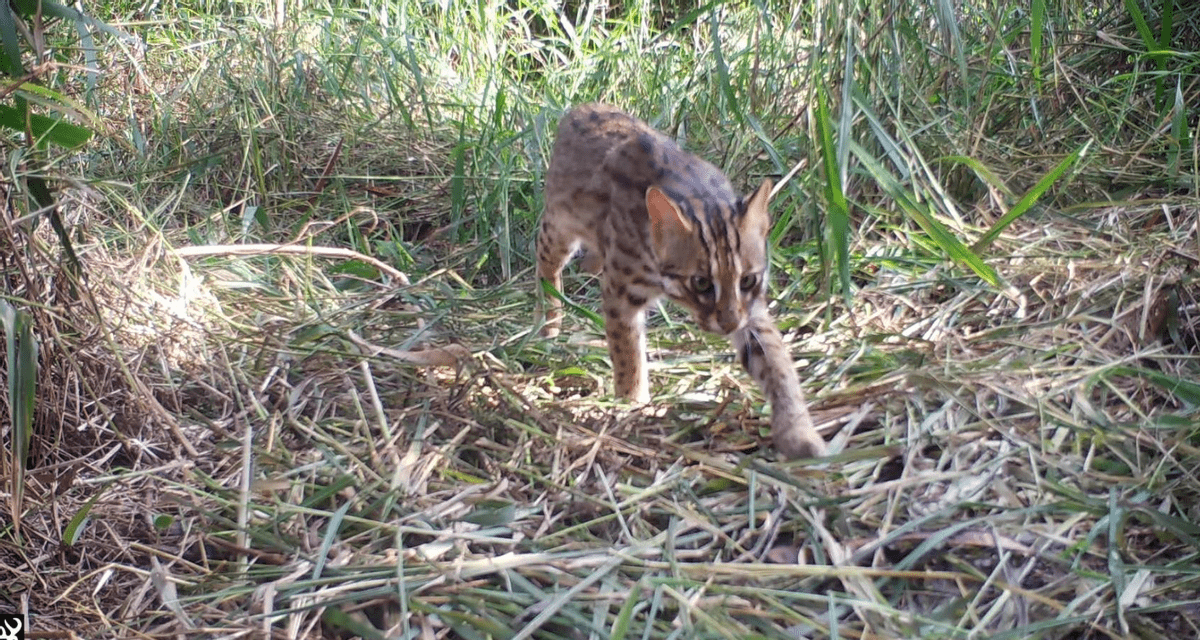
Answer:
536;104;825;459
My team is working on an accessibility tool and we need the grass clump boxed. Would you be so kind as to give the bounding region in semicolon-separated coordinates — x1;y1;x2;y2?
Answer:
2;0;1200;638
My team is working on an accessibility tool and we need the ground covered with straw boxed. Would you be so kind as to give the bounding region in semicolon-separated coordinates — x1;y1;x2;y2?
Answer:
3;1;1200;638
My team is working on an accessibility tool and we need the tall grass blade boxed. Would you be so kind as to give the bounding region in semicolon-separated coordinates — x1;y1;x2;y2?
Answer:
1031;0;1045;86
1133;507;1200;552
817;89;852;301
1028;0;1047;129
10;0;136;44
837;24;855;187
541;279;604;331
989;615;1097;640
1158;0;1175;106
935;0;968;92
75;20;99;97
937;155;1015;199
1122;0;1169;106
1159;0;1175;50
450;137;468;240
1108;366;1200;406
656;2;717;41
850;141;1000;286
1107;489;1129;633
1122;0;1157;50
400;11;434;133
710;8;738;122
609;580;639;640
313;500;353;581
972;141;1089;252
852;87;909;178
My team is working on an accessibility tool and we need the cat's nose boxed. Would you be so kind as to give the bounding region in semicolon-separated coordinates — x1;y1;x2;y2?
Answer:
715;313;743;335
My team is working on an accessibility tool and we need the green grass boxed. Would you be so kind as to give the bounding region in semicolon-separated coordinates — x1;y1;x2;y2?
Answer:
3;0;1200;638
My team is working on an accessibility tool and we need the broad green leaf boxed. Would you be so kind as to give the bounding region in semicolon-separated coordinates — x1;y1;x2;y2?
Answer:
0;3;23;76
12;80;102;128
329;259;381;280
2;301;36;538
0;105;93;148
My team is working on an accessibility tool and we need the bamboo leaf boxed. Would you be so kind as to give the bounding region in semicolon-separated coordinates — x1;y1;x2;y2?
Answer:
0;2;23;76
0;105;94;148
1;301;36;538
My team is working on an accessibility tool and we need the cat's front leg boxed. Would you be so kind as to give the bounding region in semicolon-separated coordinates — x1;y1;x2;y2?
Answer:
733;310;826;459
602;281;651;403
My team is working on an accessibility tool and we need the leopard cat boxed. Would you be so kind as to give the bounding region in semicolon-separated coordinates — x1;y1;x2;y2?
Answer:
536;103;825;459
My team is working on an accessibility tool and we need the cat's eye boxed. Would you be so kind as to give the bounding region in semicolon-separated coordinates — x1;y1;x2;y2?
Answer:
691;276;714;295
739;274;760;292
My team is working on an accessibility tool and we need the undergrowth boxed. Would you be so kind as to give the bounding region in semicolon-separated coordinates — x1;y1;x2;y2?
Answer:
2;0;1200;638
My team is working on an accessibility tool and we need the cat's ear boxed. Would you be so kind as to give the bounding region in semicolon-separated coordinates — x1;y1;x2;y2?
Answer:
741;179;773;238
646;186;692;254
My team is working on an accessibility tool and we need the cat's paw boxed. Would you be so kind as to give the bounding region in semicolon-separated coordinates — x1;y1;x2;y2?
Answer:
774;429;826;459
771;412;826;459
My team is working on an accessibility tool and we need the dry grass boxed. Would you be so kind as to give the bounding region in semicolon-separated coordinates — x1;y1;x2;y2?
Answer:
10;197;1199;637
3;1;1200;639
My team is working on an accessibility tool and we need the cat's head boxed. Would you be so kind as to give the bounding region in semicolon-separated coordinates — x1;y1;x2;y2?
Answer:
646;179;773;336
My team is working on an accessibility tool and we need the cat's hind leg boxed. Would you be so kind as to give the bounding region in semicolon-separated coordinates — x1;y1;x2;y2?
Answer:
535;212;579;338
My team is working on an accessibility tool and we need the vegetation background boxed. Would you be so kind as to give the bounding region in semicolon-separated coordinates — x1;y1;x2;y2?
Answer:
2;0;1199;638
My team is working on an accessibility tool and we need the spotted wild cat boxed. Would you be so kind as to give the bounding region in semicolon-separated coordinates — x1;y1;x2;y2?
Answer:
536;103;825;459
